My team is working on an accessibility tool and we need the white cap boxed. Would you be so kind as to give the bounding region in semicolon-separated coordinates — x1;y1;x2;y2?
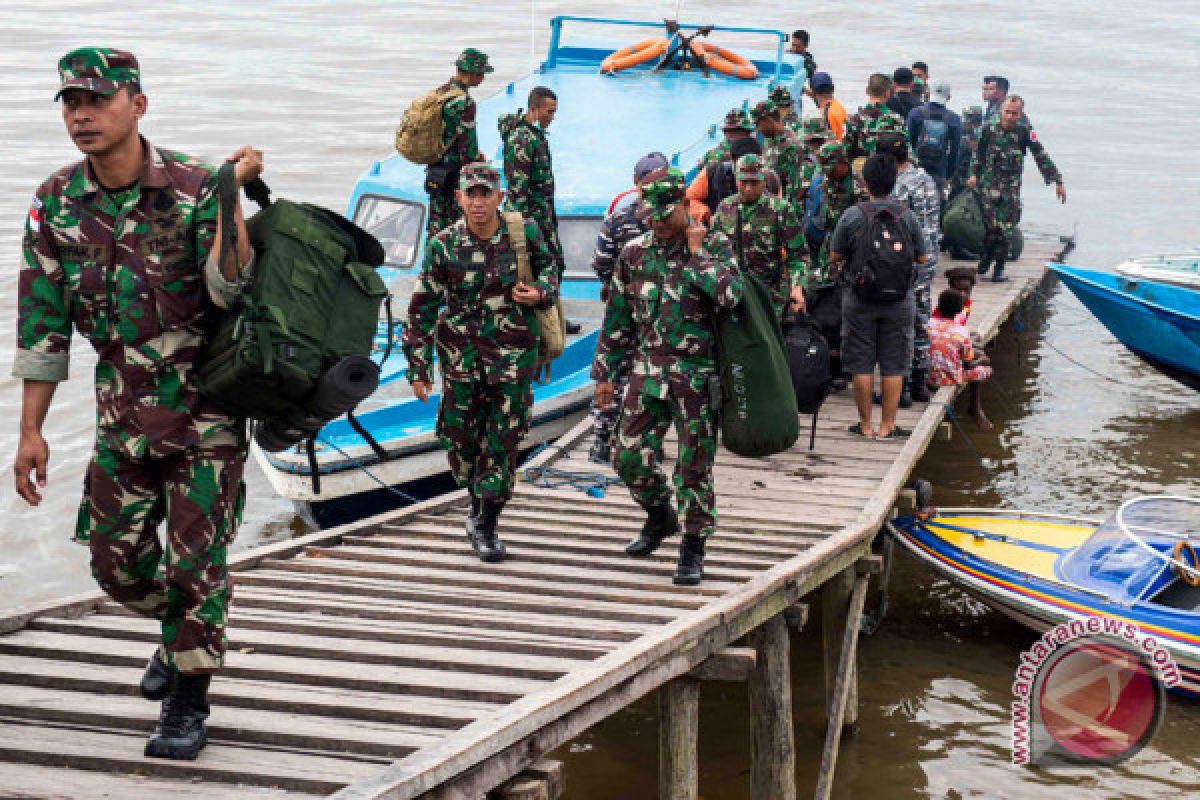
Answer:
933;81;952;104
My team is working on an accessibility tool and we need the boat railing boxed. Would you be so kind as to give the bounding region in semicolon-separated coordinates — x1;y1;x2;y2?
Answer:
544;15;787;80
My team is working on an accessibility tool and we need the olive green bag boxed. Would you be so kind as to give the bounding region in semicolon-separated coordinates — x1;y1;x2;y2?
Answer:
942;188;1025;259
196;165;390;473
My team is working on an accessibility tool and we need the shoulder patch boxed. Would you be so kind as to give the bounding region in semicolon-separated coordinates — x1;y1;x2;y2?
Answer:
27;195;42;232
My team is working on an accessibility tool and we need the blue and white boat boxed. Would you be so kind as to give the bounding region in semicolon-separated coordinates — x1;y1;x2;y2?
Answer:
1050;262;1200;391
254;16;796;525
892;496;1200;698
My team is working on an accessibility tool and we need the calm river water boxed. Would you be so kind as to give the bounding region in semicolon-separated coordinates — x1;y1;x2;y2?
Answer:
1;1;1197;797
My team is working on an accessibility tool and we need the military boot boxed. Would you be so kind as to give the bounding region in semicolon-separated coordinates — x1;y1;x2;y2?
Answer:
990;254;1010;283
899;378;913;409
673;535;706;586
464;494;482;538
625;502;678;557
145;672;211;760
139;648;175;702
976;255;992;276
909;368;931;403
468;499;507;563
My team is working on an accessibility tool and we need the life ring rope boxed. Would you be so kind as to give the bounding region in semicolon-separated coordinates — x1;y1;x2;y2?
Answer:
689;41;759;80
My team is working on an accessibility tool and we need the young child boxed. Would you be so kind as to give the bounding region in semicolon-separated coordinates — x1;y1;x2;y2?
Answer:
940;266;976;325
928;289;993;429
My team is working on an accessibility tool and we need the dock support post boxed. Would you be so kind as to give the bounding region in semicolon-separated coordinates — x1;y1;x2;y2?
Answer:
659;677;700;800
491;760;564;800
815;565;871;800
748;613;796;800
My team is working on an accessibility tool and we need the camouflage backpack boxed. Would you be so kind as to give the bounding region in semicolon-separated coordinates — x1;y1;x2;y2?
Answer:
395;84;466;165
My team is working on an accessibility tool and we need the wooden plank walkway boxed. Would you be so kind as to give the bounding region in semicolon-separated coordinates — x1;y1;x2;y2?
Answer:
0;241;1065;798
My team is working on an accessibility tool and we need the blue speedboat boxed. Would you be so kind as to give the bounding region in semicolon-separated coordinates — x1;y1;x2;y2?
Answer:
254;16;795;524
1050;263;1200;390
892;496;1200;698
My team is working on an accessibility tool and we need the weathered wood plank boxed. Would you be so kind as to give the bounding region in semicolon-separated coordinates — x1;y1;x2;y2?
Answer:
748;615;795;800
658;677;700;800
0;762;314;800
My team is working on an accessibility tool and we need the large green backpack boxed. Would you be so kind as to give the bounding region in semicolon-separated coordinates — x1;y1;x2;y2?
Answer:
196;166;389;468
717;273;800;458
942;188;1024;259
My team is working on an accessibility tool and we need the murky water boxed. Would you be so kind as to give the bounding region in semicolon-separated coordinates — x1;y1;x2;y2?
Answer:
1;1;1198;796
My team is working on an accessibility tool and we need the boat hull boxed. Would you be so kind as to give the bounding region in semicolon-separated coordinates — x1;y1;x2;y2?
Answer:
892;511;1200;699
1050;263;1200;390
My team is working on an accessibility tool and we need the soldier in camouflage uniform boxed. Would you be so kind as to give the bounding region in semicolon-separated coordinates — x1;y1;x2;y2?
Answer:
711;154;808;317
592;168;743;586
753;101;804;209
842;73;907;161
587;153;668;464
968;96;1066;281
14;48;263;760
880;132;941;405
499;86;564;278
795;116;834;210
425;48;492;237
769;85;803;136
807;142;865;283
403;163;559;563
698;108;754;172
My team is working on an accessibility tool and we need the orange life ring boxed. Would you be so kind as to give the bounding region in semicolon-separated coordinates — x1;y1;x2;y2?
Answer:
601;38;669;74
689;41;759;80
1173;541;1200;587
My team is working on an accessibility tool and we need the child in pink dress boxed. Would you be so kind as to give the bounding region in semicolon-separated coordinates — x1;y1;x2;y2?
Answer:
928;288;993;429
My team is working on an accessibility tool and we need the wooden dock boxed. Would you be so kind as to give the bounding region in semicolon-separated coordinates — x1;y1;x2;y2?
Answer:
0;241;1067;799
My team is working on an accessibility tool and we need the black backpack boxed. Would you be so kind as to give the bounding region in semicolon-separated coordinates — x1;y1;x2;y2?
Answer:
706;162;738;211
916;108;950;173
783;313;832;450
847;200;916;304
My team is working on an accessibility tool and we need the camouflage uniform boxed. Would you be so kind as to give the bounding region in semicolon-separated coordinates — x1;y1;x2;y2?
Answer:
426;49;492;237
969;119;1062;259
842;100;907;161
807;142;866;283
592;169;743;540
698;109;754;172
769;85;803;136
753;101;805;208
588;196;649;461
949;106;984;198
403;164;559;503
15;49;247;675
891;163;941;371
499;110;566;279
795;117;833;209
711;154;808;316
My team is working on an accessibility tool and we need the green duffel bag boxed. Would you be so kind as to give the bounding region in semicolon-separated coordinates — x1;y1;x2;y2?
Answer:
943;188;1024;260
716;273;799;458
197;166;389;458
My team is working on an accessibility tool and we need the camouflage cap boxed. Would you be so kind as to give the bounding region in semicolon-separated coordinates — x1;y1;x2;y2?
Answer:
55;47;140;100
721;108;754;131
639;167;687;221
768;85;793;106
817;141;847;166
800;116;832;142
459;162;501;191
873;114;908;135
751;100;778;121
735;154;766;182
456;48;494;74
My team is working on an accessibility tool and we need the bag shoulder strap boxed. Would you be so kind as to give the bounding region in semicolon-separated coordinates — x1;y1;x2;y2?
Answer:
502;211;533;284
215;163;239;288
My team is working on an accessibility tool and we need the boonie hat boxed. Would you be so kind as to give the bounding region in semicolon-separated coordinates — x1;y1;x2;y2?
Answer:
56;47;140;100
721;108;754;131
640;168;687;221
456;48;494;74
459;162;501;191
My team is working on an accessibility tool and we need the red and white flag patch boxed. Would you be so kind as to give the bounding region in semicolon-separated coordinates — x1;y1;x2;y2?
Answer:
28;195;42;233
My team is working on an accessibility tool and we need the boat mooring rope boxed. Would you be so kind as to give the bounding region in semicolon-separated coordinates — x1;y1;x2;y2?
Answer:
314;437;421;504
520;441;624;497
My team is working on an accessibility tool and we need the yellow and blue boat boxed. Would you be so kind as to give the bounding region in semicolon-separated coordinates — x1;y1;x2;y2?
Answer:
892;496;1200;698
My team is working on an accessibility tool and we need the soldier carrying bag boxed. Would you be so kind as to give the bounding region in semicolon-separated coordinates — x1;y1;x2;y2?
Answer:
502;210;565;379
196;164;391;493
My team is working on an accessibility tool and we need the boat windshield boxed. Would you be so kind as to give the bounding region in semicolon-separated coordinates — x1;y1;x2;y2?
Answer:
1059;497;1200;603
558;216;603;281
353;195;425;268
